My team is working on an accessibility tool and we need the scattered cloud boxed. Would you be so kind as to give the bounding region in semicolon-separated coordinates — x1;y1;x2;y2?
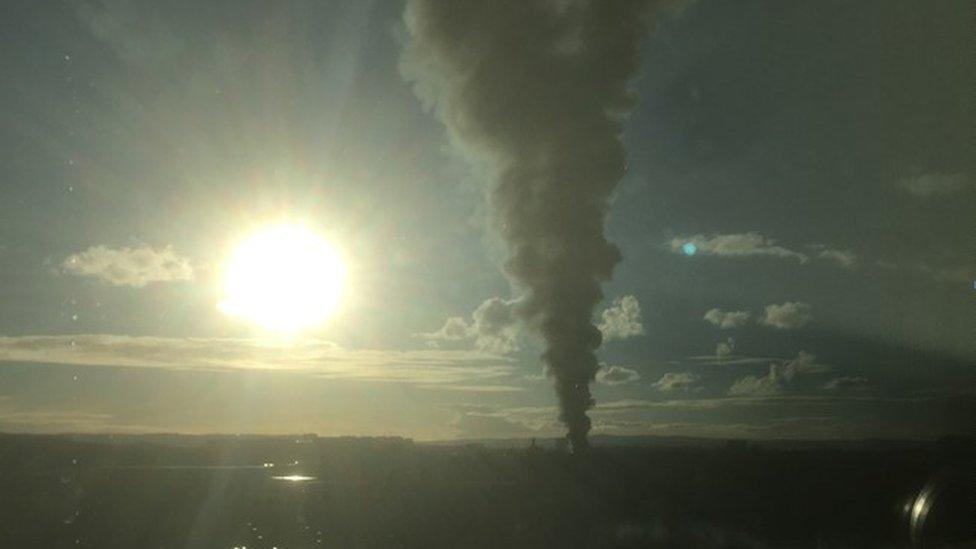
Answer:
598;295;644;341
715;337;735;358
814;247;858;269
728;351;830;396
0;334;515;387
759;301;812;330
703;308;751;329
669;232;808;263
898;172;971;197
596;364;641;386
61;245;193;287
651;372;701;392
913;264;971;284
418;297;522;353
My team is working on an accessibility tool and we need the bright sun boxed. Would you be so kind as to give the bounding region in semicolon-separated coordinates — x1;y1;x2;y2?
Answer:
220;224;346;333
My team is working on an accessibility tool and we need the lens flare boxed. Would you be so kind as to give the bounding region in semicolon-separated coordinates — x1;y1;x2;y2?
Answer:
220;224;346;333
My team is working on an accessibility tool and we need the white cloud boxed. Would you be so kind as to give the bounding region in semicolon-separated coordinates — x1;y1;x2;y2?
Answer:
759;301;812;330
651;372;701;392
417;297;522;354
419;317;471;345
0;334;515;387
469;297;521;353
816;248;858;269
898;173;971;197
596;364;641;386
715;337;735;358
703;308;750;329
61;245;193;287
728;351;830;396
598;295;644;341
669;232;808;263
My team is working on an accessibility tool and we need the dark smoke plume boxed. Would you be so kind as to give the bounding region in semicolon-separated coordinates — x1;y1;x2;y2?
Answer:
401;0;671;452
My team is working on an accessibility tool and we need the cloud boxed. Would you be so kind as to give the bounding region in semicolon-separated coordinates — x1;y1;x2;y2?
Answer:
715;337;735;358
815;247;858;269
728;351;830;396
912;264;971;284
823;376;869;391
418;297;522;354
703;308;750;329
598;295;644;341
898;173;971;197
0;334;515;387
61;245;193;287
0;410;158;434
596;365;641;386
651;372;701;392
759;301;812;329
684;355;778;367
669;233;808;263
469;297;522;353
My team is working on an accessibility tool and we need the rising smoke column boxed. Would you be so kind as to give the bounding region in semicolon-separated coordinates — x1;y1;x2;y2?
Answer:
401;0;668;452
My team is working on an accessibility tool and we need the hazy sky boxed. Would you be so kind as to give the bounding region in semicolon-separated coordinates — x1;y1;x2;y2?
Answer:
0;0;972;440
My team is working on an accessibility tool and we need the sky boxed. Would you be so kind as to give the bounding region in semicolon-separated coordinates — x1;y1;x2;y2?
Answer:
0;0;972;441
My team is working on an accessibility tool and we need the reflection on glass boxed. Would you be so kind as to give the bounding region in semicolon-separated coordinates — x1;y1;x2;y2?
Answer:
271;475;316;482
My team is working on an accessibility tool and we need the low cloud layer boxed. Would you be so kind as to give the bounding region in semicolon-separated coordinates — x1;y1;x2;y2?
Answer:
0;334;514;387
703;308;750;329
598;295;645;342
669;232;808;263
596;364;641;386
898;172;971;197
759;301;812;329
61;245;193;287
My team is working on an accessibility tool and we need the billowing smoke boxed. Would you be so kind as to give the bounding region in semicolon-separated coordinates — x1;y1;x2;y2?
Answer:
401;0;671;452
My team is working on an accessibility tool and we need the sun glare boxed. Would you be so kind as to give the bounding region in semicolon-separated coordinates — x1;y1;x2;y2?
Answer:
220;224;346;334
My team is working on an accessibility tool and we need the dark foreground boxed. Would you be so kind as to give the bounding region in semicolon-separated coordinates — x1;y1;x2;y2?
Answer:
0;434;972;548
